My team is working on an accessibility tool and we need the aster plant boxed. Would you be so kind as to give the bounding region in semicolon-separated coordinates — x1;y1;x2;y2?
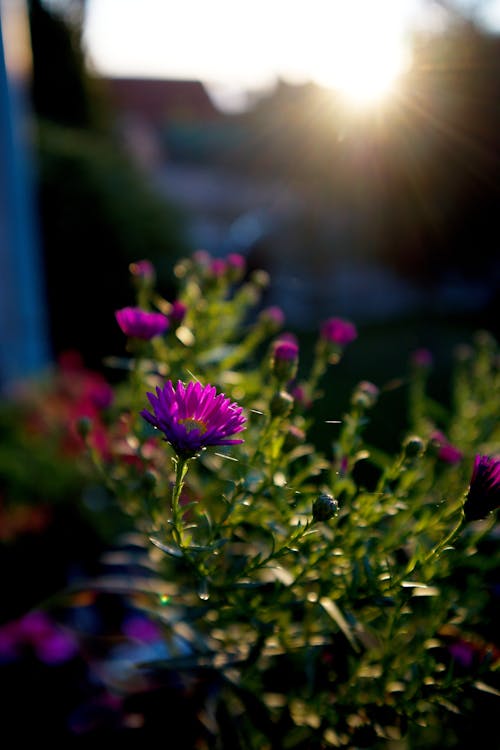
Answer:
64;253;500;748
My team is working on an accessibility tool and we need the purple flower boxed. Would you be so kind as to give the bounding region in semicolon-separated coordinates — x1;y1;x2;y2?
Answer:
273;340;299;362
122;615;162;643
141;380;246;458
169;300;187;324
115;307;169;340
463;454;500;521
320;318;357;347
227;252;246;270
260;306;285;330
271;338;299;382
226;253;246;281
430;430;463;465
411;348;433;369
129;259;156;284
210;258;227;277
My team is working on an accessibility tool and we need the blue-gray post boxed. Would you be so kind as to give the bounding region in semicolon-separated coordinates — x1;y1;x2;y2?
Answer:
0;1;51;395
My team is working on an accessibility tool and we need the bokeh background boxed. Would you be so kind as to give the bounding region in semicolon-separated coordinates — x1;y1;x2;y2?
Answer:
1;1;500;741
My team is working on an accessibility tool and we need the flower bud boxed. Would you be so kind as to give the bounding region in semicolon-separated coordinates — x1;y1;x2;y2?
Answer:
351;381;379;410
410;348;433;369
271;339;299;382
403;435;424;458
313;493;339;522
320;318;357;348
260;305;285;332
76;416;92;440
270;390;294;418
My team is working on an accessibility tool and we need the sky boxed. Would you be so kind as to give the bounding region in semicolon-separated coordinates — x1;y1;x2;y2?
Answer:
81;0;500;111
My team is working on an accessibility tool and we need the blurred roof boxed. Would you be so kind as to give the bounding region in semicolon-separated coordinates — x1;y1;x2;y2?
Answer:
103;77;222;125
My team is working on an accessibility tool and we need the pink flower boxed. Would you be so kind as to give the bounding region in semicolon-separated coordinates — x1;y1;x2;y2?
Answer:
430;431;463;465
169;300;187;324
129;259;156;284
463;454;500;521
260;306;285;329
411;348;433;368
115;307;169;340
320;318;357;347
141;380;246;458
272;340;299;362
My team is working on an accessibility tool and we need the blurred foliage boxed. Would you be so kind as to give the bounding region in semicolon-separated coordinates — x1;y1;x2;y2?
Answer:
27;0;190;370
34;122;188;369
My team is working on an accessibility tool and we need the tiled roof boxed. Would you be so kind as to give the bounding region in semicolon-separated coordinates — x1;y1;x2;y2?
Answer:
103;77;221;124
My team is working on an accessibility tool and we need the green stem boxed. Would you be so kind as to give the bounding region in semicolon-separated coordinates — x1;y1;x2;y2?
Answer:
171;456;190;547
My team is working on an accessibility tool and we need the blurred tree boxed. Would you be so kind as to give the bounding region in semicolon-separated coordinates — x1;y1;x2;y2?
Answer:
215;19;500;330
28;0;92;127
27;0;189;371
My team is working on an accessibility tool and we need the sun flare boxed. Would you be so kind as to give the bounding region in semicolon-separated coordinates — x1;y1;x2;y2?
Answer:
299;3;412;107
84;0;416;111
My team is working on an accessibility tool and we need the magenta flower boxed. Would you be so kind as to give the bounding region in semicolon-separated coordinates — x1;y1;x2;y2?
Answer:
260;306;285;330
169;300;187;324
463;454;500;521
115;307;169;340
273;339;299;362
141;380;246;458
411;348;433;369
129;259;156;284
430;430;463;465
320;318;357;347
210;258;227;277
227;252;245;269
271;338;299;382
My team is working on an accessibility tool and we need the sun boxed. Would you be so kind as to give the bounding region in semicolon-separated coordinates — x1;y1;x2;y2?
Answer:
299;2;412;108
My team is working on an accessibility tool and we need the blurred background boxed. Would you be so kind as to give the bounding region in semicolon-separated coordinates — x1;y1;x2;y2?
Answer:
1;2;500;740
2;0;500;390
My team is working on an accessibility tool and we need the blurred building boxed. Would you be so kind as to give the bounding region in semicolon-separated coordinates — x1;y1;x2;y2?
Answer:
102;77;221;169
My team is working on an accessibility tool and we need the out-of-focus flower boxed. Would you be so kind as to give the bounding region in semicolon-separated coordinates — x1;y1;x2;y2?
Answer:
320;318;357;347
122;615;162;643
169;300;187;325
0;611;78;664
129;259;156;284
271;338;299;382
463;454;500;521
115;307;169;340
259;306;285;330
411;348;433;369
289;382;312;410
210;258;227;277
351;380;379;409
429;430;463;465
226;253;246;281
141;380;246;458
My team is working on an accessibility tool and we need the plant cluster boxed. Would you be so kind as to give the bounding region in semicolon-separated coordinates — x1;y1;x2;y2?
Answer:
40;252;500;745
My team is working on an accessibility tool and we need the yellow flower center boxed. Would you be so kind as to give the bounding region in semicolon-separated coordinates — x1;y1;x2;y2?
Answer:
178;417;207;435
